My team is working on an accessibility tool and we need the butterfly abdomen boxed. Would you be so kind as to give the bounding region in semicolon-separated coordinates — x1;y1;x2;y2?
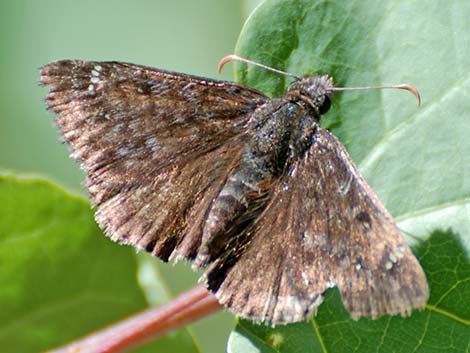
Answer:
194;152;273;268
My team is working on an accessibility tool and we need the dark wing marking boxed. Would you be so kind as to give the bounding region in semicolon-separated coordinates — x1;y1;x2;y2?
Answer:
40;60;266;260
206;127;429;323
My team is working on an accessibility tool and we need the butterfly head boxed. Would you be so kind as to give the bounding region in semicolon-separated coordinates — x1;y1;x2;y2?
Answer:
287;75;334;115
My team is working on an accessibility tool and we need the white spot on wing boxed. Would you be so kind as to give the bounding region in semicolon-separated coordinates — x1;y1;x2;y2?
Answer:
117;146;130;157
289;166;297;177
326;280;336;288
283;295;304;321
395;245;406;258
301;230;315;248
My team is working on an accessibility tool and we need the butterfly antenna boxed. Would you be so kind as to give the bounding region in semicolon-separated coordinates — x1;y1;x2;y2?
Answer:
331;84;421;106
218;54;300;79
219;54;420;106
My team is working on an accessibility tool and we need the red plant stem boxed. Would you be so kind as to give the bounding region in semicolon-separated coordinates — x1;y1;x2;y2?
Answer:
45;285;222;353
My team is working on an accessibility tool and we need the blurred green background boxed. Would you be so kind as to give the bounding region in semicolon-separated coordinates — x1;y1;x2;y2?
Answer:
0;1;260;352
0;0;259;192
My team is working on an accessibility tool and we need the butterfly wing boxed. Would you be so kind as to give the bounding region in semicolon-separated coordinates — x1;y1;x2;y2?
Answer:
40;60;267;260
206;127;429;323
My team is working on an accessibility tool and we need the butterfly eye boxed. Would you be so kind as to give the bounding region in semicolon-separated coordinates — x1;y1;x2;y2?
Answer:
318;95;331;115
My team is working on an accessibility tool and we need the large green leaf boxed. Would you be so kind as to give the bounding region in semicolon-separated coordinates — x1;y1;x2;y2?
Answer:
228;0;470;352
0;175;199;353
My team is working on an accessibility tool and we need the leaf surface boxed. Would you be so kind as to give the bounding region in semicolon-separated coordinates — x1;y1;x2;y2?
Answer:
0;176;199;353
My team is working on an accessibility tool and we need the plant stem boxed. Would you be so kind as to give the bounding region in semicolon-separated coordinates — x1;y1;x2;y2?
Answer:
45;285;222;353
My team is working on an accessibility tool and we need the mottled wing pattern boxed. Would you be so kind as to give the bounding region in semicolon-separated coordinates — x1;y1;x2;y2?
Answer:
207;127;429;323
40;60;267;260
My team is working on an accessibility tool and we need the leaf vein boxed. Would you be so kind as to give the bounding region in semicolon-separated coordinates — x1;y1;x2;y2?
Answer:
396;197;470;222
359;74;470;172
425;304;470;326
311;318;328;353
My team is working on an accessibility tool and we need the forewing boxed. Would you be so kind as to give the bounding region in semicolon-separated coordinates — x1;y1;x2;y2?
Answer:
206;127;429;323
40;60;266;260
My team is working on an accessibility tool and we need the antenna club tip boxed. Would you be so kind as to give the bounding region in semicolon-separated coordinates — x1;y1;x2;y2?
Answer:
396;84;421;106
218;54;240;74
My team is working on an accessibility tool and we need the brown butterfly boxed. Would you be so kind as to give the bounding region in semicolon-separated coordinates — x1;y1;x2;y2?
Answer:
40;55;428;324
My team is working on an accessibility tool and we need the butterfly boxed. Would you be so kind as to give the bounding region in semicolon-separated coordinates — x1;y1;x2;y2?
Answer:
40;56;428;324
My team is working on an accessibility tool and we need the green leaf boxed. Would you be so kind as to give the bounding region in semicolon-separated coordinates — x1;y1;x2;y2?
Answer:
229;0;470;352
0;175;199;353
